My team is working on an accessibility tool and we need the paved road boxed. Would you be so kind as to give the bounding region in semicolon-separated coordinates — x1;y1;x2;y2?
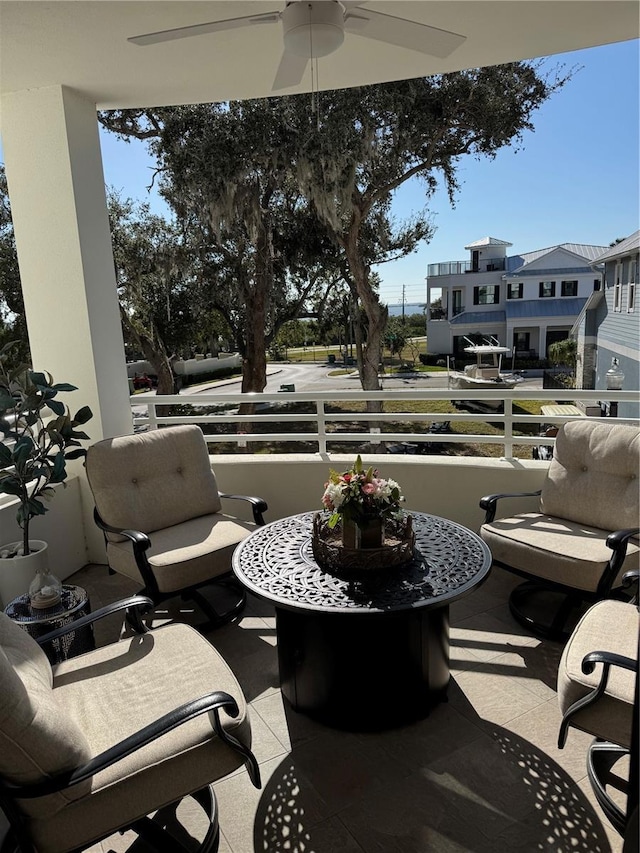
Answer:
191;361;543;393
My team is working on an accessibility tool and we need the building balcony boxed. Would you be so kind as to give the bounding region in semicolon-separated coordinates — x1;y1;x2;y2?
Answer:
427;258;507;277
1;386;636;851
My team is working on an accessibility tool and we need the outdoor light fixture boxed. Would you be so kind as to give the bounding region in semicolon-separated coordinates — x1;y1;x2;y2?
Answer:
602;356;625;417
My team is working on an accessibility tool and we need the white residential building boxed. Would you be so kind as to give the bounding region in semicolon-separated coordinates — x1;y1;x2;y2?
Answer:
426;237;607;358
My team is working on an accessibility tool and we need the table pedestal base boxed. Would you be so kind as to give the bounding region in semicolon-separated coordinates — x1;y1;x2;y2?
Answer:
276;605;449;731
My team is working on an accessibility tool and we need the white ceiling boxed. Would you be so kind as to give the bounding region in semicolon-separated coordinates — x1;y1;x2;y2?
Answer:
1;1;638;112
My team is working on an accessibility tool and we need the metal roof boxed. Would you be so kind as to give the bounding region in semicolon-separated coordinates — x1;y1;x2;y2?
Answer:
450;310;506;325
511;243;609;269
505;298;587;319
591;231;640;263
464;237;513;249
504;266;596;278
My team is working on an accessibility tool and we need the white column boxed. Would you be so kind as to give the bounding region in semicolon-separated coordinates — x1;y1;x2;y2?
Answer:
2;85;132;563
538;324;548;358
1;84;131;441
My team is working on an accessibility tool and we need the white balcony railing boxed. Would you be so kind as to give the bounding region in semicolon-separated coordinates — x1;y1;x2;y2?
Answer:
131;388;640;459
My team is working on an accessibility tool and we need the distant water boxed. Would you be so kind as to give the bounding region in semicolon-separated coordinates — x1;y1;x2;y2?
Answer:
386;302;426;317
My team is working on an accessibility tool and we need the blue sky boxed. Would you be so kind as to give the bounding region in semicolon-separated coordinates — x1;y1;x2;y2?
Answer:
99;39;638;308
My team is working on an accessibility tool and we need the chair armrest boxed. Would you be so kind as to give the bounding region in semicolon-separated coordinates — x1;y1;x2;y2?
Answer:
2;691;261;796
558;646;638;748
94;507;152;551
93;507;158;595
479;490;542;524
35;596;154;645
606;528;640;552
597;528;640;597
582;649;638;676
219;492;268;526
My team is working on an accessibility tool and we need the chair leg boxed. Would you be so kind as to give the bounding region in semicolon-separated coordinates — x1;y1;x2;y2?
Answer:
508;581;587;641
588;740;629;836
188;575;247;629
128;786;220;853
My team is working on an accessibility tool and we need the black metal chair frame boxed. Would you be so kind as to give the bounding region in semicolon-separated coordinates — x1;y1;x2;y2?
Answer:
94;492;268;630
480;489;639;640
557;571;639;837
0;596;261;853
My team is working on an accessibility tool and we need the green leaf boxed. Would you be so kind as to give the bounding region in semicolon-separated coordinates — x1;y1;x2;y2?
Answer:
65;448;87;460
13;436;35;466
52;383;77;392
47;399;66;416
0;444;13;466
72;405;93;425
0;477;23;497
49;451;67;483
27;497;47;517
69;430;90;441
29;371;50;388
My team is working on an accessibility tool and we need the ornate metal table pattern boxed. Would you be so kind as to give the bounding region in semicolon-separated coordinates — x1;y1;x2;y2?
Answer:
233;512;492;730
4;584;95;664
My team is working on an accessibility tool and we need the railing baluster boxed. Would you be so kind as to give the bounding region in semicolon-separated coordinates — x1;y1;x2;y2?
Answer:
503;397;514;458
317;400;327;454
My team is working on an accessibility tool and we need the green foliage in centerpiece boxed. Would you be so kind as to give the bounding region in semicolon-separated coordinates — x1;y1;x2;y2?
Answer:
321;455;405;529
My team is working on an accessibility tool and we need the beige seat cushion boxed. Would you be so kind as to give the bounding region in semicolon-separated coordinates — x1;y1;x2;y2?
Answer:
480;512;639;592
557;599;638;748
86;425;224;540
25;622;251;853
541;421;640;532
0;613;91;817
107;512;258;592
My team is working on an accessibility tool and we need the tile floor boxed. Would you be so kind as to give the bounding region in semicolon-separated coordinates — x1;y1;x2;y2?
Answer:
68;564;626;853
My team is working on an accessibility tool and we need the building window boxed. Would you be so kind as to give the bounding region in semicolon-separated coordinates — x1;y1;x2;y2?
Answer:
561;280;578;297
508;282;523;299
513;331;530;353
539;281;555;298
613;262;623;311
594;278;601;291
628;259;637;313
473;285;499;305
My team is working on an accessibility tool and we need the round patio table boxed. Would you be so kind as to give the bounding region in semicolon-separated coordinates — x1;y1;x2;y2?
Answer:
233;511;492;730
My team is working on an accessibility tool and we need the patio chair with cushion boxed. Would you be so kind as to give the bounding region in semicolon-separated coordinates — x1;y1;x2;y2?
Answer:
85;424;268;629
0;595;261;853
479;420;640;639
557;570;639;837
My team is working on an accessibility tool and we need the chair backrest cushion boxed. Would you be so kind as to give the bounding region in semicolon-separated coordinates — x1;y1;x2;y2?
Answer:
541;421;640;531
0;612;91;815
86;425;222;536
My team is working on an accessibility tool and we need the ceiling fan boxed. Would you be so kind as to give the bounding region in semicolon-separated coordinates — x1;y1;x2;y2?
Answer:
128;1;466;91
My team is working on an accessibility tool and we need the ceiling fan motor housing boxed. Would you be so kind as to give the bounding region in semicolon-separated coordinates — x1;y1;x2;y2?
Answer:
282;1;345;58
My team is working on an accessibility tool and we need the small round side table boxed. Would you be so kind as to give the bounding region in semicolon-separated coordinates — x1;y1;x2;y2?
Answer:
4;584;95;664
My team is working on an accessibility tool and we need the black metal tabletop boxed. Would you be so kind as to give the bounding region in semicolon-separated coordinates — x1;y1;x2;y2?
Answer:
232;511;492;614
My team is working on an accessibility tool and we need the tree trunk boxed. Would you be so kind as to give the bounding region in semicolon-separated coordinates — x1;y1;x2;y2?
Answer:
343;224;387;412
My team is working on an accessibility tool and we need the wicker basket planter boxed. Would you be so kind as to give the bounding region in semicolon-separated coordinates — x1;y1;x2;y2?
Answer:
312;512;415;574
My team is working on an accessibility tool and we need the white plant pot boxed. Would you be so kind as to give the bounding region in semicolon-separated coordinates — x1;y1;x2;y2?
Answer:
0;540;49;609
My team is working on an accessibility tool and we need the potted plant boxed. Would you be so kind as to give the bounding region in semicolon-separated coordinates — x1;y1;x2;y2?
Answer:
0;342;93;606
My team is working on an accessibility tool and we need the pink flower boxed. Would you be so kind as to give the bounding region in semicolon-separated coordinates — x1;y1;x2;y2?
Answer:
361;482;376;495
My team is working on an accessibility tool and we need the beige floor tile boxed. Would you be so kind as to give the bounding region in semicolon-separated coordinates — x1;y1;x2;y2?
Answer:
215;753;328;853
450;666;546;726
500;697;595;785
354;703;484;774
251;690;326;750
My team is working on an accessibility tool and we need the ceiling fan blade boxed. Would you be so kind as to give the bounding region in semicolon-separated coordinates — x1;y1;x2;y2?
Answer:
272;51;309;90
129;11;280;47
345;9;466;59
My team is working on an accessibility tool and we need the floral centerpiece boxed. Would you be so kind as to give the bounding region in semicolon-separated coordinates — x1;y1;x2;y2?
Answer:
314;457;414;568
322;455;404;535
